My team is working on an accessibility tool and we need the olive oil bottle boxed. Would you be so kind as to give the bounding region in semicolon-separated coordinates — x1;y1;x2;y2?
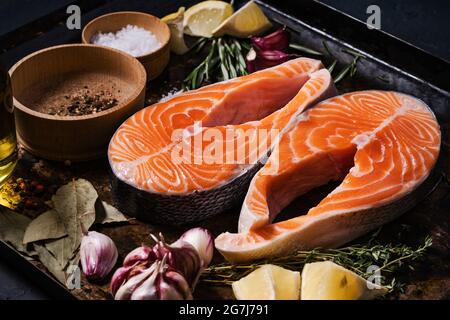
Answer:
0;66;17;186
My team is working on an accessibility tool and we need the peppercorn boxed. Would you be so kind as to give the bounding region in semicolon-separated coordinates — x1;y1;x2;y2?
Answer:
34;184;45;194
24;198;35;209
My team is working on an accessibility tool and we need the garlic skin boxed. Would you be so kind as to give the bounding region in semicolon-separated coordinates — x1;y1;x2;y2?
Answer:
247;48;296;72
251;26;290;51
179;227;214;267
80;231;118;280
115;259;193;300
123;245;154;267
247;26;296;73
154;240;202;287
111;228;213;299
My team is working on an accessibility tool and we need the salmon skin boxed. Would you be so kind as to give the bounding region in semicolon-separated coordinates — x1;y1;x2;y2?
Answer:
108;58;337;225
216;91;441;262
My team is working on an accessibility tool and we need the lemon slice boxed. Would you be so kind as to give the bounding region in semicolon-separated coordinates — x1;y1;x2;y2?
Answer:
162;7;190;55
184;1;234;38
162;8;184;22
232;264;300;300
301;261;388;300
212;1;272;38
232;265;276;300
270;265;301;300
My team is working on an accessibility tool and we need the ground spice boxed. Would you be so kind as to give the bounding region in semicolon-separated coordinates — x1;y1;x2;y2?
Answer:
46;86;119;116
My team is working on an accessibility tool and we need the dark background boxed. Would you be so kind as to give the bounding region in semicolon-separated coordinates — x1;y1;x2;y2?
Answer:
0;0;449;299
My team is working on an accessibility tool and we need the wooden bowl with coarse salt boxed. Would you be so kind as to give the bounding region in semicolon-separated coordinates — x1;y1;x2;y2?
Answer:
82;11;171;80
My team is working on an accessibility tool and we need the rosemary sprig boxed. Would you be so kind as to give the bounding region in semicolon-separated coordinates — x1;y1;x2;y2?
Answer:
342;48;366;59
334;55;360;84
289;43;323;56
183;37;250;90
327;59;337;74
377;75;391;83
201;236;432;288
322;40;333;57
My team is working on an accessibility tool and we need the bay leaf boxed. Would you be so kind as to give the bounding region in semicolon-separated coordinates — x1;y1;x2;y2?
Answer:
44;236;76;270
33;244;66;284
52;179;97;252
95;200;128;225
23;209;67;244
0;206;31;254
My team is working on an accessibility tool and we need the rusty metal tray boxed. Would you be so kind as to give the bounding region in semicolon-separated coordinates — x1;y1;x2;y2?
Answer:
0;0;449;300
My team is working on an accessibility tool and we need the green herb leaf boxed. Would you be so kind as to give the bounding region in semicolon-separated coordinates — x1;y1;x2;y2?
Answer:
327;60;337;74
322;41;333;57
289;43;323;56
343;48;366;59
183;37;249;90
333;64;353;84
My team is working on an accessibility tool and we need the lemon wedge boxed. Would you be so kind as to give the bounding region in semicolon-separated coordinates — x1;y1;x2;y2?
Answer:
162;8;184;23
232;264;300;300
162;7;190;55
301;261;388;300
212;1;272;38
184;1;234;38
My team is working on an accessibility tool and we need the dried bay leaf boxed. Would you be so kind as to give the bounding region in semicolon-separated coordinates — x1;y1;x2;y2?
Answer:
0;206;31;254
45;236;76;270
52;179;97;251
95;200;128;225
33;244;66;284
23;209;67;244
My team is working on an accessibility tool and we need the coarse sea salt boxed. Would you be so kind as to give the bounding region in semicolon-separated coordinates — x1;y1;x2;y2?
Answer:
91;24;161;57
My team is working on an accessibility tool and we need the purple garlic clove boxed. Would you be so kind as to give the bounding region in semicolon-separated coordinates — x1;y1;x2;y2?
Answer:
80;231;118;281
123;245;154;267
179;227;214;267
251;26;290;51
130;260;193;300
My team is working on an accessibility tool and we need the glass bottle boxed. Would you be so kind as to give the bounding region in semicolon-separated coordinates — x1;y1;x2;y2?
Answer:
0;66;17;186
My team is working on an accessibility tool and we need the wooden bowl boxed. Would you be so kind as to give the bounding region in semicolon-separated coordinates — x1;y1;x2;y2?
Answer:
82;11;171;80
9;44;146;162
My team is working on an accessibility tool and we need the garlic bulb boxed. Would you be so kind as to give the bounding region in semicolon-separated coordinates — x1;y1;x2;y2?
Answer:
153;240;202;288
115;258;192;300
80;231;118;280
123;245;154;266
111;228;214;299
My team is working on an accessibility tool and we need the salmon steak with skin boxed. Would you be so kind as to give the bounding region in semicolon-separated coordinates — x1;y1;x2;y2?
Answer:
216;91;441;262
108;58;336;224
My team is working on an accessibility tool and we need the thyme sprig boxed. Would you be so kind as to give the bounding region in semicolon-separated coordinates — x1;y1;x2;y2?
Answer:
201;236;432;290
183;37;250;90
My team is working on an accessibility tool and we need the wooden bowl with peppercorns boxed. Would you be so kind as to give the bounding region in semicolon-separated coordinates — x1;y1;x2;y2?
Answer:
9;44;146;162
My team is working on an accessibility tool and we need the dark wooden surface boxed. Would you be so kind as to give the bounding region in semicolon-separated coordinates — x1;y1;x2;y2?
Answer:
0;0;449;300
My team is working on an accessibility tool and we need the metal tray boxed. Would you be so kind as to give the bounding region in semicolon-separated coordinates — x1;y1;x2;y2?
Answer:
0;0;449;300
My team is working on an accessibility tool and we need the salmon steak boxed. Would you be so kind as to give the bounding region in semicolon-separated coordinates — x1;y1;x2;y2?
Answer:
108;58;337;224
216;91;441;262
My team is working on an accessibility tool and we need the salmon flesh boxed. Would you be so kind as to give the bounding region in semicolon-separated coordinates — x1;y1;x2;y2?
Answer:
215;91;441;262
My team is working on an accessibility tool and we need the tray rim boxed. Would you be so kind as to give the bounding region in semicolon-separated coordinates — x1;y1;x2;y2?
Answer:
1;0;449;300
256;0;450;97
